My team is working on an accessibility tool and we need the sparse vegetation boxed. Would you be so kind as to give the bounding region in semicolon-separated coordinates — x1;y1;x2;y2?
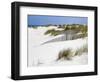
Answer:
57;43;88;60
44;29;63;36
75;44;88;56
57;48;73;60
44;24;88;39
80;25;88;38
30;26;38;29
44;29;55;35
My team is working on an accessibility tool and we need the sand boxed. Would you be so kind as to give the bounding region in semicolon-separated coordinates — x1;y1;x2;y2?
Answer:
28;27;88;67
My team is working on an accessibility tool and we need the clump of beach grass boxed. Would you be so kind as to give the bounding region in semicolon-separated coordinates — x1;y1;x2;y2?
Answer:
57;44;88;61
74;44;88;56
44;29;62;36
32;26;38;29
57;48;73;60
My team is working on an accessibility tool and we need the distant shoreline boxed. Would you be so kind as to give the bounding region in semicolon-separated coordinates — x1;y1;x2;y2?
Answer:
28;24;87;28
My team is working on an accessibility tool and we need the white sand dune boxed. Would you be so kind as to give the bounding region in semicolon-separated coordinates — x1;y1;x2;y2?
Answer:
38;54;88;66
28;27;88;67
28;26;64;47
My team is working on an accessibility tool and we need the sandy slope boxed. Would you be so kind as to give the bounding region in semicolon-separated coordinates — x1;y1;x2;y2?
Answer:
28;27;88;67
28;26;63;47
38;54;88;66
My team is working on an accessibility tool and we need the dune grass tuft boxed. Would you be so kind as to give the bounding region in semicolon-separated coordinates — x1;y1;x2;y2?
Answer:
57;48;72;60
57;44;88;61
74;44;88;56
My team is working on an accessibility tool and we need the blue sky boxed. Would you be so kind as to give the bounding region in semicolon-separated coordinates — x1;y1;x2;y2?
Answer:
28;15;87;26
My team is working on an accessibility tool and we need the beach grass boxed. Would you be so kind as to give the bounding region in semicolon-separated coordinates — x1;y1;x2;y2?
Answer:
57;43;88;60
